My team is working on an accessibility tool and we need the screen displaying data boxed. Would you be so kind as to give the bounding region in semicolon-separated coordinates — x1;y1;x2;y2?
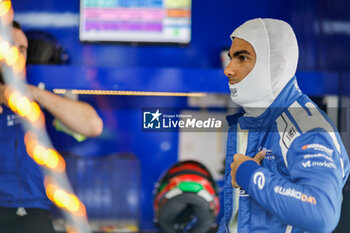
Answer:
80;0;192;44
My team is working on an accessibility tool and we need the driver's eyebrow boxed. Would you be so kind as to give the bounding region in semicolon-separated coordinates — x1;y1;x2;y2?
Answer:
227;50;252;59
233;50;252;57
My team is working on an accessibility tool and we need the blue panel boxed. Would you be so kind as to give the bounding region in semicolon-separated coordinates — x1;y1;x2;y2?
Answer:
319;34;350;72
12;0;79;12
65;154;141;220
13;0;350;71
288;0;320;71
289;0;350;71
296;71;339;96
318;0;350;71
12;0;289;68
340;73;350;96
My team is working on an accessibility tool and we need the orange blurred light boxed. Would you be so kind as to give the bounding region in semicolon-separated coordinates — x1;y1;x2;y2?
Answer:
24;131;36;145
55;155;66;173
66;194;80;212
0;41;10;60
1;7;13;26
24;131;37;157
0;1;11;17
5;46;18;65
73;201;87;217
32;144;47;165
3;84;11;97
67;230;78;233
44;176;54;187
27;101;41;122
45;183;57;202
46;149;59;169
16;96;31;117
53;189;68;208
13;53;25;73
30;110;45;129
7;91;20;112
66;225;79;233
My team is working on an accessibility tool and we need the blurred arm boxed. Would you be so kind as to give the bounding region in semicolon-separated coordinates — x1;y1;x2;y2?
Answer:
28;85;103;137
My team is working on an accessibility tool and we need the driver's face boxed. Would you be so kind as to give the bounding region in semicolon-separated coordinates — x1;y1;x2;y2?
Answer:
224;38;256;85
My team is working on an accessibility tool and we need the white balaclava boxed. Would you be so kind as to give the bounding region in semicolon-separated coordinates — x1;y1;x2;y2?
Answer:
228;18;299;116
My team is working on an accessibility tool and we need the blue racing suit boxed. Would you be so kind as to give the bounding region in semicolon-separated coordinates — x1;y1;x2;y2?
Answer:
0;106;51;210
218;77;350;233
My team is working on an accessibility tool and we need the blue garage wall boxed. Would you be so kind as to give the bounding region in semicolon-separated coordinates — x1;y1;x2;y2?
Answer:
317;0;350;71
12;0;289;68
288;0;320;71
14;0;350;71
289;0;350;72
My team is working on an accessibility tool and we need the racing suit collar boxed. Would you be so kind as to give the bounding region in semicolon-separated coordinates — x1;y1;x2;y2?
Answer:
237;76;302;129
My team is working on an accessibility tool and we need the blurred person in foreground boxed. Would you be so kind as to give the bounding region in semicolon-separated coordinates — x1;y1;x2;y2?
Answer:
218;18;350;233
0;21;103;233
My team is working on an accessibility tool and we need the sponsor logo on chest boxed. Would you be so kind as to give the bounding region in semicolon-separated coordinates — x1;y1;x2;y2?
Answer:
6;114;22;126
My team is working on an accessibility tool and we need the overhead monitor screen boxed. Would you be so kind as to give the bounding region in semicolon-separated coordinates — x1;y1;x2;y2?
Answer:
80;0;192;44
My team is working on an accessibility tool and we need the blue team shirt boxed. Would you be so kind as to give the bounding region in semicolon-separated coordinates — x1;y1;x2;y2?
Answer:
0;106;51;210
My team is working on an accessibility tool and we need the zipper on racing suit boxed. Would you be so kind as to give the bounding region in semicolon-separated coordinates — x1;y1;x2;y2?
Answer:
227;123;249;233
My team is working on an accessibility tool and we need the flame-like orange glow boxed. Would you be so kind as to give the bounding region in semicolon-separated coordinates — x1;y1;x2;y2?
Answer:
3;85;12;99
16;96;31;117
27;101;41;122
7;91;20;112
24;131;36;145
12;53;25;73
73;201;87;217
31;111;45;129
5;46;18;65
53;189;69;208
66;225;79;233
24;131;37;157
55;155;66;173
0;41;9;60
24;134;63;171
66;194;80;212
32;144;47;165
44;176;53;187
46;149;59;169
45;183;57;202
45;180;86;217
67;230;78;233
0;0;11;17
